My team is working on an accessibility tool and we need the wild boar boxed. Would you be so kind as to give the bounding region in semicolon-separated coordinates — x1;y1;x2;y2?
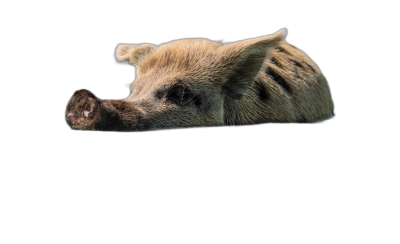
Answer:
66;29;334;131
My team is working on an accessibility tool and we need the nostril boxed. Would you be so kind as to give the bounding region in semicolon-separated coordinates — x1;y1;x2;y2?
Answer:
65;112;74;123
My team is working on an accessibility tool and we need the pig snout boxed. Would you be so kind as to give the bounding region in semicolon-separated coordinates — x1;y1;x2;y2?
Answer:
66;89;101;130
66;90;148;131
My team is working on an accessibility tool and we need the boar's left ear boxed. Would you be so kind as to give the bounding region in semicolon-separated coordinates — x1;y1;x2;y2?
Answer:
115;44;156;66
219;29;287;99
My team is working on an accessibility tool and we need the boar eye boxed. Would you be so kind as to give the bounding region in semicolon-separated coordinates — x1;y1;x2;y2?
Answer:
167;85;191;104
165;84;202;107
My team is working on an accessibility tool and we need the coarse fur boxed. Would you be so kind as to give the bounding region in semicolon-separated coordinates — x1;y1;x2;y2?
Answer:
224;42;334;124
66;29;334;131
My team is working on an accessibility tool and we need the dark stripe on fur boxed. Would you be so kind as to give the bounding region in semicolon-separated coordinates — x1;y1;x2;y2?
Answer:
289;59;303;69
266;67;292;95
253;80;269;101
270;57;282;68
289;59;302;78
276;46;290;55
303;62;316;73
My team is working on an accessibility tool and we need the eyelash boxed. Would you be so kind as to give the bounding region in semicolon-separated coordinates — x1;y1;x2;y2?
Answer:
167;85;193;104
156;84;202;107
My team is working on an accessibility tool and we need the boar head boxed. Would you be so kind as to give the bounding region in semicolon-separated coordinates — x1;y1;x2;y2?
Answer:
66;29;286;131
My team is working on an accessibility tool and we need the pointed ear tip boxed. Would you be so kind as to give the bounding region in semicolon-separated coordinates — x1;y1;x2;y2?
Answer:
277;28;288;39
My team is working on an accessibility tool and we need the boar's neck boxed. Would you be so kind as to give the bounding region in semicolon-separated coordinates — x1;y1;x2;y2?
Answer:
223;42;333;124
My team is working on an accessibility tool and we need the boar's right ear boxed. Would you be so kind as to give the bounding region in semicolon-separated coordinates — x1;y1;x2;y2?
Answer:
219;29;287;99
115;44;156;66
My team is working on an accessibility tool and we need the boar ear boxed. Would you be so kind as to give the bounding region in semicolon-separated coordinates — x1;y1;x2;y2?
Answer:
115;44;156;66
220;29;287;99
